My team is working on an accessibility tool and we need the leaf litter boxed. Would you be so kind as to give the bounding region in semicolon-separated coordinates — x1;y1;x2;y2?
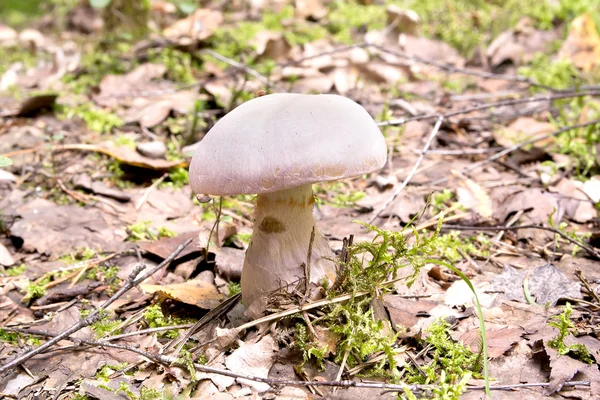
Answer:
1;1;600;399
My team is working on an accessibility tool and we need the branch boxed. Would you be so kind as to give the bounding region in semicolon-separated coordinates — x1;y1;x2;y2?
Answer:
377;90;600;127
428;118;600;186
0;238;193;373
369;116;444;224
1;327;590;395
441;224;600;260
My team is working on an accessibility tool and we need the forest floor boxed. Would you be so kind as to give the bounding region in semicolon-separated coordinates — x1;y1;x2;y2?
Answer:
1;1;600;399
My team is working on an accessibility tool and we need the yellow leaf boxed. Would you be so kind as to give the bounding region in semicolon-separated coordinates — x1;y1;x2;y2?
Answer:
141;279;224;309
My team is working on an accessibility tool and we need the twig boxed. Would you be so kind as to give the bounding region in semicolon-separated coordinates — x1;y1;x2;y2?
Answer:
574;269;600;304
200;49;287;92
302;227;316;305
377;90;600;127
429;118;600;186
164;292;241;356
369;43;551;90
136;173;168;210
369;116;444;224
0;238;193;373
441;224;600;260
2;325;590;395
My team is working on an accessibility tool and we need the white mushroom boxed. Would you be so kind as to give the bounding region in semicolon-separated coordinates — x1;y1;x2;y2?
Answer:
189;93;387;312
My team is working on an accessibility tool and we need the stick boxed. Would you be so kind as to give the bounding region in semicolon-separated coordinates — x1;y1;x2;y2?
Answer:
1;326;591;395
441;224;600;260
428;118;600;186
0;238;193;373
377;90;600;127
369;116;444;224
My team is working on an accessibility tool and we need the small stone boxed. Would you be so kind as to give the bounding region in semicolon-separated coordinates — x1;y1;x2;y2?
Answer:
136;141;167;159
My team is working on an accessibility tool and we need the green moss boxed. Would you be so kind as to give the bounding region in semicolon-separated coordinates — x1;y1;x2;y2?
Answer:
81;309;122;338
143;304;191;339
55;103;123;134
548;302;593;364
326;1;387;43
227;281;241;297
3;263;26;277
96;363;129;381
126;221;176;242
114;135;136;148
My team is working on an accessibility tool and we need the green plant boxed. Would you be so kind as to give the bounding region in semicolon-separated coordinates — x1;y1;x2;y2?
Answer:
126;221;175;241
3;263;26;277
548;302;593;363
227;281;241;296
114;135;136;148
0;156;13;168
295;323;328;370
56;103;123;134
81;309;122;337
96;363;129;381
326;1;386;43
143;304;191;339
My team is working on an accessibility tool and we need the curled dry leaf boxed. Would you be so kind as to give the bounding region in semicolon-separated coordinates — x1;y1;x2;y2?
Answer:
456;176;493;220
163;8;223;45
486;17;559;67
140;278;223;309
559;14;600;72
459;324;524;358
490;264;581;306
225;335;278;393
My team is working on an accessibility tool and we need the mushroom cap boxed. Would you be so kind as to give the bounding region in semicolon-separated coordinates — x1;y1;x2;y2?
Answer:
189;93;387;195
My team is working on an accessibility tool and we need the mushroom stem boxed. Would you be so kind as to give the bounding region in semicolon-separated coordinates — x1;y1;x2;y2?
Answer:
242;183;336;309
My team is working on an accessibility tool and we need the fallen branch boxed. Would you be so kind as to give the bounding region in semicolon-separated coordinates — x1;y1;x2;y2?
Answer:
0;238;193;373
377;89;600;127
370;116;444;224
441;224;600;260
201;49;286;93
0;326;590;395
428;118;600;186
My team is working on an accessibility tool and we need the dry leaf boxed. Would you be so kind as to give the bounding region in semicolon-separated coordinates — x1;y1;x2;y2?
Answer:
138;230;207;261
459;325;524;358
163;8;223;45
490;264;581;306
559;14;600;72
487;17;559;67
141;278;223;309
496;117;555;148
225;335;278;392
386;6;420;35
254;31;292;62
550;178;597;223
295;0;327;20
456;176;493;220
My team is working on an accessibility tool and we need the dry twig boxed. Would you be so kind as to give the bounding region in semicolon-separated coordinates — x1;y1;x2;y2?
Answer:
0;238;193;373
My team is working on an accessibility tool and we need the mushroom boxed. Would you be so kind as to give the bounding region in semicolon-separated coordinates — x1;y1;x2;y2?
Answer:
189;93;387;311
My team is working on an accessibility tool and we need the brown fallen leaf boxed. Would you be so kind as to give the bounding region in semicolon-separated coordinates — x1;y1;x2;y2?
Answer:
490;264;581;306
57;142;187;170
0;94;58;117
163;8;223;45
10;199;120;257
383;294;437;333
459;324;524;358
141;278;223;309
295;0;327;20
550;178;597;223
496;117;555;148
138;230;207;261
456;175;493;220
486;17;559;67
225;335;278;393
